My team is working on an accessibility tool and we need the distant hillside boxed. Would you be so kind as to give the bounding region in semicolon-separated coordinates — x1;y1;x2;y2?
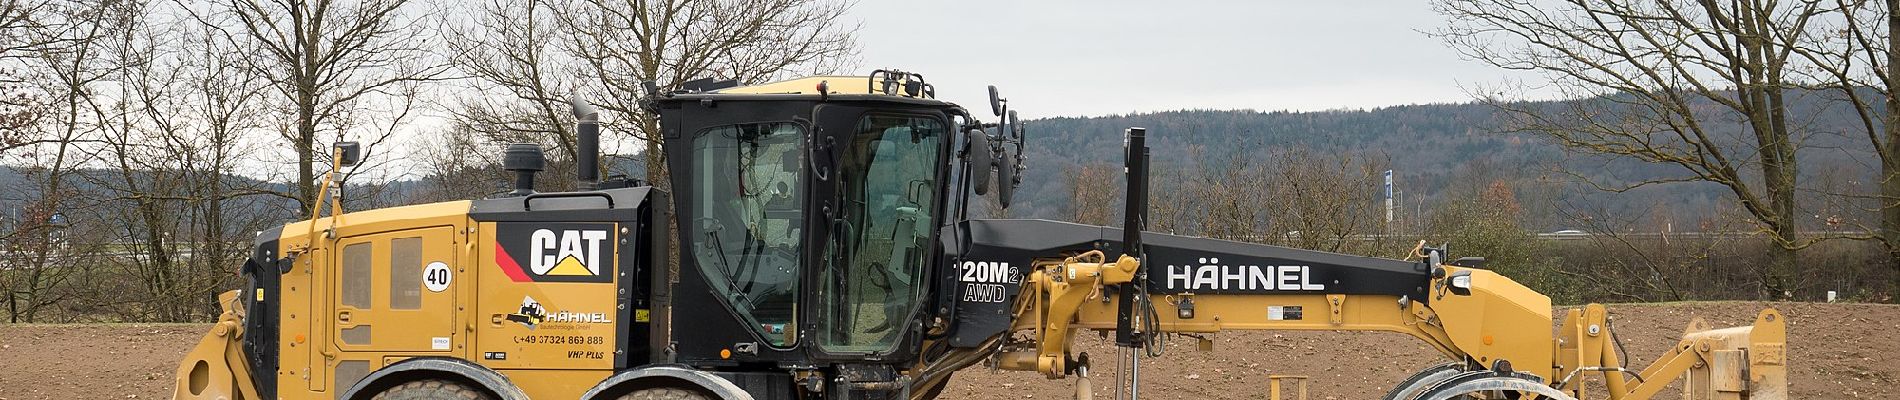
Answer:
1004;94;1880;231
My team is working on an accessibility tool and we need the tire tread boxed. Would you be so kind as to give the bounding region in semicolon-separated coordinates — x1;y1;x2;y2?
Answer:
369;378;491;400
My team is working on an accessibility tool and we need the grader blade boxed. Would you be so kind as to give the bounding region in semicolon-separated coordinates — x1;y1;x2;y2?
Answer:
1553;306;1786;400
1674;308;1786;400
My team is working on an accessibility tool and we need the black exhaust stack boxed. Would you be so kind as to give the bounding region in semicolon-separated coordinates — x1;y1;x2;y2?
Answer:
502;143;546;196
1116;127;1150;347
571;96;600;189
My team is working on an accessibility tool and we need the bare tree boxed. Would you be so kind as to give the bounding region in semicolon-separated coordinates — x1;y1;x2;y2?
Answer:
407;124;509;203
441;0;856;195
1425;178;1550;293
1062;162;1120;226
1435;0;1839;298
207;0;447;209
1780;0;1900;294
439;0;586;189
75;1;277;321
1266;148;1391;256
0;0;127;322
549;0;857;191
0;0;56;144
1195;159;1268;243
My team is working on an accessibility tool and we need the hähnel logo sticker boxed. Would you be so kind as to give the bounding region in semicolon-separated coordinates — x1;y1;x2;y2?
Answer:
506;296;547;329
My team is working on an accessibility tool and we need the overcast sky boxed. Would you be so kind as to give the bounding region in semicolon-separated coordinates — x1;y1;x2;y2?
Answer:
851;1;1543;118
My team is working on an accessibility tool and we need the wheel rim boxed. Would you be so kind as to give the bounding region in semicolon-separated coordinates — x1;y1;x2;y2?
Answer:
1382;363;1464;400
1417;376;1575;400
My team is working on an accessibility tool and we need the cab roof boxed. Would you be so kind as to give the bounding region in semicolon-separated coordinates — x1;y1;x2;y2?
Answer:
663;75;961;108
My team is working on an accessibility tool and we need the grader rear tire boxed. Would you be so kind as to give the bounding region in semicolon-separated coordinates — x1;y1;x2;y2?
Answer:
369;379;493;400
617;387;714;400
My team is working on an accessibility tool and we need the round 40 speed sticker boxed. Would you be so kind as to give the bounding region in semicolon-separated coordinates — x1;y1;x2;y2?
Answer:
424;261;452;292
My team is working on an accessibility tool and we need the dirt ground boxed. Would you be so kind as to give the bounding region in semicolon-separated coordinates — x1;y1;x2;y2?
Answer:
0;302;1892;399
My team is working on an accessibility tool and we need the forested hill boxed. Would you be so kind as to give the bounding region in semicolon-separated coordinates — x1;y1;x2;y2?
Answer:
1003;105;1541;222
1001;98;1877;229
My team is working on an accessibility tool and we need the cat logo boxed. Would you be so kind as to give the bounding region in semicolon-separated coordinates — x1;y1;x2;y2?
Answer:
495;222;615;283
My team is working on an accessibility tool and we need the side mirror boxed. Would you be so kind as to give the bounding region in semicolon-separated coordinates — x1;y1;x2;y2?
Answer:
964;129;993;195
996;151;1019;208
334;142;362;167
987;85;1004;117
1008;110;1023;141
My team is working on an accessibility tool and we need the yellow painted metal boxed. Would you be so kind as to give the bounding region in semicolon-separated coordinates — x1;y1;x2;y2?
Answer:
714;76;902;97
1010;254;1786;400
172;290;261;400
187;193;631;400
173;141;630;398
471;220;623;371
1068;265;1552;380
257;201;484;399
1267;375;1308;400
329;226;459;353
1004;259;1553;381
999;250;1140;377
1326;294;1345;326
1552;306;1786;400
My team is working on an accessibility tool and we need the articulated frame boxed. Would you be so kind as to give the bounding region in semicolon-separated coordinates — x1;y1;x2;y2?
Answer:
1000;255;1788;400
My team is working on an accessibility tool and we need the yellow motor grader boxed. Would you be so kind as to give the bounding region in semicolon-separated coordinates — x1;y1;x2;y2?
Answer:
173;70;1785;400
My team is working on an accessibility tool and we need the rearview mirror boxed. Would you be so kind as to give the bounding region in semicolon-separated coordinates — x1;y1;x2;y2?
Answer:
964;129;993;195
996;152;1019;208
987;85;1004;117
334;142;362;167
1008;110;1023;141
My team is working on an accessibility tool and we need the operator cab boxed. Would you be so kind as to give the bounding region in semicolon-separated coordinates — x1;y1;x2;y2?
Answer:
651;70;1025;383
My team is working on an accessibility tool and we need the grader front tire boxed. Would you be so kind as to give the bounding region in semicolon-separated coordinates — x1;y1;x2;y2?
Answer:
617;387;714;400
1381;363;1465;400
369;379;493;400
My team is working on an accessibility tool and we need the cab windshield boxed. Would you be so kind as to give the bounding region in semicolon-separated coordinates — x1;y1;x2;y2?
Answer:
820;114;946;353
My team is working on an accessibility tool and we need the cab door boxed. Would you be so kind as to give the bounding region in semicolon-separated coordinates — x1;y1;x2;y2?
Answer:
331;226;461;353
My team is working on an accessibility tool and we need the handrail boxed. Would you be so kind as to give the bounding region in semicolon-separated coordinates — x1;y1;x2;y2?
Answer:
523;191;616;211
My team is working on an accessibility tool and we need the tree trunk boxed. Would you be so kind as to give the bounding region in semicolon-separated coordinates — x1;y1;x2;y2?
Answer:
638;116;679;279
1767;225;1800;300
1884;0;1900;302
297;91;318;211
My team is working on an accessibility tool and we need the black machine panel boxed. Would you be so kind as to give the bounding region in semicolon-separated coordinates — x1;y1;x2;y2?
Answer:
469;187;667;370
240;226;284;400
941;219;1432;348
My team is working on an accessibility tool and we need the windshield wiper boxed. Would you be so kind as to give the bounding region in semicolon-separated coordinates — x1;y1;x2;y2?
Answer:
699;223;751;309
